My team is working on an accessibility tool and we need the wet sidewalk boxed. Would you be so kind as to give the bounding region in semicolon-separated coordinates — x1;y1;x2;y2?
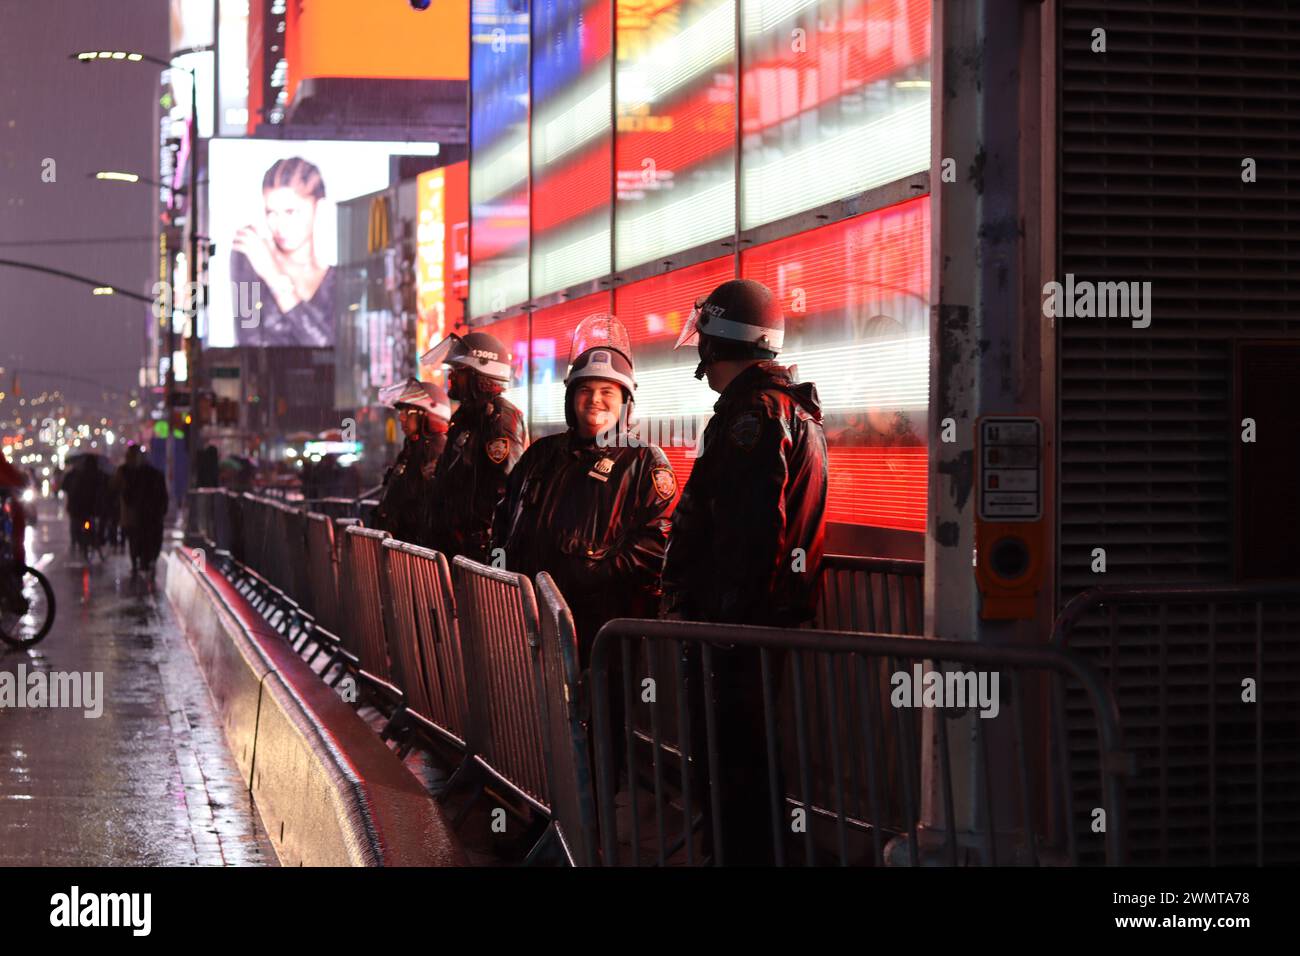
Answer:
0;500;277;866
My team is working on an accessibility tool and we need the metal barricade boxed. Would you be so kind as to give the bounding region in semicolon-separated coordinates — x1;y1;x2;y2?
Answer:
339;525;394;682
591;620;1128;867
532;573;600;866
815;555;924;634
1052;582;1300;866
277;503;311;609
452;556;551;813
212;489;234;555
381;540;469;749
303;513;344;636
790;555;927;839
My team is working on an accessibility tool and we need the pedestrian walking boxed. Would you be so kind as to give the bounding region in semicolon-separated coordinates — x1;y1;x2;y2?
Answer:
116;445;170;575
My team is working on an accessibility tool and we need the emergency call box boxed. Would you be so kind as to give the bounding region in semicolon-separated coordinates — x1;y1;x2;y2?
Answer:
975;416;1045;620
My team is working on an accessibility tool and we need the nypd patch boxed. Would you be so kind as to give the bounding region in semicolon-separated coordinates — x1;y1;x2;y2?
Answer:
486;437;510;464
728;412;763;450
652;466;676;501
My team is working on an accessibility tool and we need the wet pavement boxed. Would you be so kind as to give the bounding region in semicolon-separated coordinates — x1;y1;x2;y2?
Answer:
0;499;278;866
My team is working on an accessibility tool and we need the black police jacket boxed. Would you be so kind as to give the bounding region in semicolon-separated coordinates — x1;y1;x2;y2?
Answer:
492;429;676;661
662;361;828;626
427;395;526;562
373;431;447;547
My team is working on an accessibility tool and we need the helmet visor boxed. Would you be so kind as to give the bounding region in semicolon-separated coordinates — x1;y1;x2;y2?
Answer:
377;378;418;408
569;313;633;366
419;333;462;369
673;300;704;351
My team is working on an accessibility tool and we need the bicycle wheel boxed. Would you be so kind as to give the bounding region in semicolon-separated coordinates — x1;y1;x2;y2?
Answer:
0;565;56;648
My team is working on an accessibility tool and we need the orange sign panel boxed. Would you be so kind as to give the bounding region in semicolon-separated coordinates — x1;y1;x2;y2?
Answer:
286;0;469;104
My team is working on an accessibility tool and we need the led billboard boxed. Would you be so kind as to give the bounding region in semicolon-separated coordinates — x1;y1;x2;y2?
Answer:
469;0;531;317
415;161;470;367
206;138;439;348
740;0;931;228
530;0;613;296
614;0;736;271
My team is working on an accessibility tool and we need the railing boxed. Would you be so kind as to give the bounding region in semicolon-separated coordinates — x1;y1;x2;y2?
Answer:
1051;582;1300;866
451;556;551;816
381;539;469;751
184;491;1133;865
591;620;1128;866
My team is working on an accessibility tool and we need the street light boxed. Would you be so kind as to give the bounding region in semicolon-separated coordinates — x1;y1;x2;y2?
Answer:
73;47;207;497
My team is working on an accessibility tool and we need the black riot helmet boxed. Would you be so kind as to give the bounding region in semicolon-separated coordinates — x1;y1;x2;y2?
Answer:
674;279;785;380
420;330;513;383
563;313;637;430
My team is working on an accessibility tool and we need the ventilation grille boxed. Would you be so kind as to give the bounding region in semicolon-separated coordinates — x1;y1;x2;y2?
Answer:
1061;600;1300;866
1058;1;1300;864
1059;0;1300;591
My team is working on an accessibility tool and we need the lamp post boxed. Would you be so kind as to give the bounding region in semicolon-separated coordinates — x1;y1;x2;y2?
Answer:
74;48;207;497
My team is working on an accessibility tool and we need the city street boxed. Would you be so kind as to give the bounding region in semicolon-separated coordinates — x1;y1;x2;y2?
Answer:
0;499;275;866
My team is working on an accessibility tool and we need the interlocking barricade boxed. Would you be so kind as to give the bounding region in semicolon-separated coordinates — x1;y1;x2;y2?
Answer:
798;555;926;838
815;556;924;633
188;489;216;547
225;491;247;566
303;513;345;636
339;525;394;682
452;556;551;812
277;504;312;610
240;493;271;581
534;572;600;866
380;541;470;747
212;489;235;554
1052;582;1300;866
590;620;1128;866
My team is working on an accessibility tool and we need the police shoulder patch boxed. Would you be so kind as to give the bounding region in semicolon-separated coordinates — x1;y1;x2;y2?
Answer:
651;465;677;501
485;437;510;464
728;412;763;450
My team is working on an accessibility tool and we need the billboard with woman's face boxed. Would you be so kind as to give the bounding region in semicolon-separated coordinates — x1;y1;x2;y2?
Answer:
206;138;439;348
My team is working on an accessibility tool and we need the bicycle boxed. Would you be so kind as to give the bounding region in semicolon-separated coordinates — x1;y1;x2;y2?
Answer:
0;490;55;649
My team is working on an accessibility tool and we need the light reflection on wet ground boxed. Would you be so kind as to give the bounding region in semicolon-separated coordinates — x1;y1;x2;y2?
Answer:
0;501;277;866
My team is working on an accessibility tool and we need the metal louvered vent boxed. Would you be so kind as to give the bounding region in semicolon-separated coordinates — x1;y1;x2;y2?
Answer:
1059;0;1300;593
1058;2;1300;865
1060;599;1300;866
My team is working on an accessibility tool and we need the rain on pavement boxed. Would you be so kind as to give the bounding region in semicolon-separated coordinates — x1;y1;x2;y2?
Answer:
0;499;276;866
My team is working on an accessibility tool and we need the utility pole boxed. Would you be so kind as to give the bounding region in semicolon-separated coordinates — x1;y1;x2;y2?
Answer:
922;0;1054;863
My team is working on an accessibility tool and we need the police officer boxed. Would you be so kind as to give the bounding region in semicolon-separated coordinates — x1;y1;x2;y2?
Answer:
372;378;451;547
492;314;675;660
661;278;829;865
420;331;527;561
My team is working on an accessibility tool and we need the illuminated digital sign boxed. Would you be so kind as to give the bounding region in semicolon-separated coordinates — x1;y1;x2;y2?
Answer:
740;0;930;229
530;0;613;296
614;0;736;270
470;0;531;317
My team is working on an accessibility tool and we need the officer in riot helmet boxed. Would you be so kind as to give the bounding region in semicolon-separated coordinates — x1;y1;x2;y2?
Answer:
492;313;675;660
372;377;451;547
420;331;527;561
662;278;829;865
492;314;674;789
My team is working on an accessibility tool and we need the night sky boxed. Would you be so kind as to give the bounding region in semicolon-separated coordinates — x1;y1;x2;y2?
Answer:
0;0;168;414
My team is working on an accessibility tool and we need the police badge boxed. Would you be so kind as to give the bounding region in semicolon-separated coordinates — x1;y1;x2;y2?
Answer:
651;466;676;501
486;437;510;464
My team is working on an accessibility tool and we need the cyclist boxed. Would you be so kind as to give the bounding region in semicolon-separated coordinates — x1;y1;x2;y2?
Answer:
0;455;28;567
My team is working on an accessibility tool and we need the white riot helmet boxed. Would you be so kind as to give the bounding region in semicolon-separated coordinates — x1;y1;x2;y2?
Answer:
563;314;637;430
378;377;452;423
